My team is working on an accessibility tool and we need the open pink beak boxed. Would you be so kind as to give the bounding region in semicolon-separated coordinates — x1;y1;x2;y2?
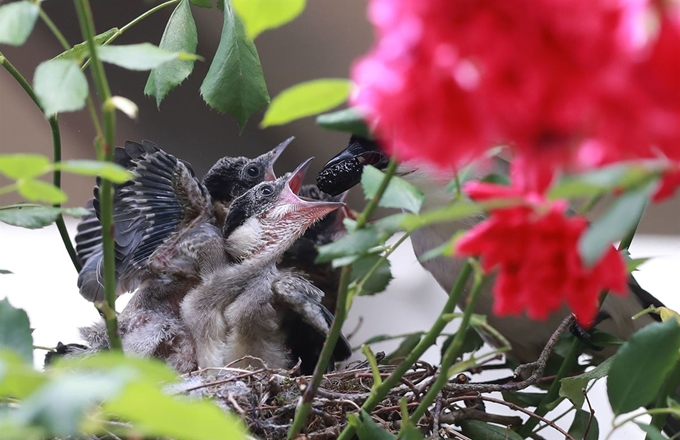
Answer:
262;137;294;181
278;159;344;223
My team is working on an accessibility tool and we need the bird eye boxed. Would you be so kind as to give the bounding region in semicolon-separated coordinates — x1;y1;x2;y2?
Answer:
246;165;260;178
259;184;273;196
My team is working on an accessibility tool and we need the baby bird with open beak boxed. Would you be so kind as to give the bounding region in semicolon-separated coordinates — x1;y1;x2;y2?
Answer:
181;159;352;374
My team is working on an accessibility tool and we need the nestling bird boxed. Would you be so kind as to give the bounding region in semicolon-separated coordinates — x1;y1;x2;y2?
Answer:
181;159;352;374
75;138;291;302
78;138;291;372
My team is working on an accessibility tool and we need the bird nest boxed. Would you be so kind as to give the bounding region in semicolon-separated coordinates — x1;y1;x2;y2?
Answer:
174;356;521;440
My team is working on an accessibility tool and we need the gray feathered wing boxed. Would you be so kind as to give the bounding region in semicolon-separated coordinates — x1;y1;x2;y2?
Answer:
74;140;211;301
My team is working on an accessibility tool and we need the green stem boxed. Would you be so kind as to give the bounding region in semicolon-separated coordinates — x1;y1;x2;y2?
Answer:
402;266;485;428
287;159;399;439
0;52;80;271
74;0;121;351
337;261;474;440
517;336;582;437
38;7;71;51
80;0;181;70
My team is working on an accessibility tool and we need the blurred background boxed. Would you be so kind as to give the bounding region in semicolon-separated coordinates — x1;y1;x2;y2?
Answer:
1;1;680;438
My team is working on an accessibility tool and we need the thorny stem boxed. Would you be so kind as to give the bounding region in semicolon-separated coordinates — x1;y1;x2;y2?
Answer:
287;159;399;439
402;266;486;430
0;53;80;271
337;261;475;440
74;0;121;351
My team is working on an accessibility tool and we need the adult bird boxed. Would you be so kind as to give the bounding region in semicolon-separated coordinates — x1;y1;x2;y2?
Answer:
181;160;352;374
78;138;291;372
316;136;664;365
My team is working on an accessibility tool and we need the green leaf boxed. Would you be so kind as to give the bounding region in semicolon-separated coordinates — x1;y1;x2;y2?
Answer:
0;2;39;46
98;43;199;71
0;300;33;364
316;107;371;138
362;165;424;213
351;254;392;295
190;0;212;7
372;213;409;234
0;350;46;399
16;371;131;437
33;59;88;116
316;227;386;263
145;0;198;107
634;422;666;440
501;391;546;408
105;382;247;440
401;423;426;440
0;269;11;274
361;331;425;346
549;162;659;199
261;79;350;127
16;180;67;204
607;319;680;415
440;327;484;359
568;409;599;440
458;420;523;440
200;2;269;131
560;356;613;407
55;160;132;183
54;28;118;61
52;352;179;385
401;198;520;231
350;410;396;440
579;181;655;266
0;206;89;229
385;333;422;364
232;0;305;39
0;154;50;180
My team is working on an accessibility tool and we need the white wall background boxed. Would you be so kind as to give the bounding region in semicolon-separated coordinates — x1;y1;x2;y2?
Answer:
1;220;679;439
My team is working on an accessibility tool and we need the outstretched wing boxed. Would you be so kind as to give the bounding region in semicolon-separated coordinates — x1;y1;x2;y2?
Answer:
272;273;352;374
74;140;211;301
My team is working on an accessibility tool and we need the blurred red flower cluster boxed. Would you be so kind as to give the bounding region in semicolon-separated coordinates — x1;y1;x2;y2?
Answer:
351;0;680;323
456;183;627;325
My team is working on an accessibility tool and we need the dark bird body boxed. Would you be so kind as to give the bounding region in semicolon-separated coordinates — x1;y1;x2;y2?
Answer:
318;136;680;434
181;161;352;373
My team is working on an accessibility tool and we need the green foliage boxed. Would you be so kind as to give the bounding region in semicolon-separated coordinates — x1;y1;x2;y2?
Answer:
0;350;47;399
579;180;655;266
316;227;388;263
350;410;396;440
54;28;119;62
0;269;12;274
0;154;50;179
635;422;667;440
384;333;422;363
458;420;523;440
200;1;270;131
33;59;88;116
501;391;546;407
440;326;484;359
560;356;613;407
0;206;89;229
54;160;132;183
98;43;200;71
316;107;372;138
0;2;39;46
232;0;306;39
608;319;680;415
261;78;351;127
549;162;660;199
190;0;213;7
350;254;392;295
145;0;199;107
568;409;599;440
17;179;67;204
0;299;33;363
362;166;424;213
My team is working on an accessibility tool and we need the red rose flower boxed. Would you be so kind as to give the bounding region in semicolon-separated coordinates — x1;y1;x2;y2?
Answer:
456;181;627;325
